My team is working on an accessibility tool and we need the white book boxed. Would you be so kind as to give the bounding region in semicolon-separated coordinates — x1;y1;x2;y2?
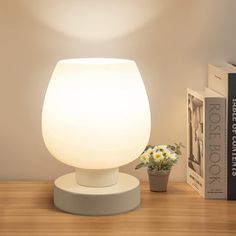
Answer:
187;88;226;199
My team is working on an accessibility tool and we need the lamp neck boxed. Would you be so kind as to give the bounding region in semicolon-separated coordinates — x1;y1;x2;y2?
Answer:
75;168;119;187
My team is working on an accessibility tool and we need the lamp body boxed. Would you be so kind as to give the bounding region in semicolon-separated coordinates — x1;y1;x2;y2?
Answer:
42;58;150;215
42;58;151;171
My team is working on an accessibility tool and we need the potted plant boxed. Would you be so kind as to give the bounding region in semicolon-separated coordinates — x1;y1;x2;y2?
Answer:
135;143;184;192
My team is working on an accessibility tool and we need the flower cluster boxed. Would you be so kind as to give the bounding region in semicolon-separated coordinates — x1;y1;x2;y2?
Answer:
135;143;183;172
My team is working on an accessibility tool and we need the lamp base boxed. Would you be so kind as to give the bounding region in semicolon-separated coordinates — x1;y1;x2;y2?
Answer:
54;172;140;215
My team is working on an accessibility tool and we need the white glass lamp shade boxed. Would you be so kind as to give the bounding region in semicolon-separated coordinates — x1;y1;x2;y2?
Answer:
42;58;151;170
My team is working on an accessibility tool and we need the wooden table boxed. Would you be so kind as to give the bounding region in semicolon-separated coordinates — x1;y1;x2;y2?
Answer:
0;182;236;236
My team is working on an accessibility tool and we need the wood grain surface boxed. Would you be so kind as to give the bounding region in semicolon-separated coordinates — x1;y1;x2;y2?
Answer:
0;181;236;236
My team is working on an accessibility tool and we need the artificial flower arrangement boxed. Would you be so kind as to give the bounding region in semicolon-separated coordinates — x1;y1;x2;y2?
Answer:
135;143;184;173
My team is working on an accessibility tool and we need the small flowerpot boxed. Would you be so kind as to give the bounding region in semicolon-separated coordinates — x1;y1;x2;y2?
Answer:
148;170;170;192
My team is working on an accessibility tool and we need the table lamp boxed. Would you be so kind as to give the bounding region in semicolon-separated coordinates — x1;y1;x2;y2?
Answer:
42;58;151;215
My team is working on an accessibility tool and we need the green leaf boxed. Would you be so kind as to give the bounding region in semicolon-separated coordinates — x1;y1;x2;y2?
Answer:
135;163;147;169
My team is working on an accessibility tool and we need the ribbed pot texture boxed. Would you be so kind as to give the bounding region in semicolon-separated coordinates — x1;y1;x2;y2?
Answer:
148;170;170;192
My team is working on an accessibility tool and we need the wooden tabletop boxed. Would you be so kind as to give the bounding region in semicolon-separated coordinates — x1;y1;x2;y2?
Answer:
0;181;236;236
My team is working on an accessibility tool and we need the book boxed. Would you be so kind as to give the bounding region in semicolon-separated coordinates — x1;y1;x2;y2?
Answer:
187;88;226;199
208;64;236;200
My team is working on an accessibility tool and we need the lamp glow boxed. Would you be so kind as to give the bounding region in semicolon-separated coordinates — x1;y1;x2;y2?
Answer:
42;58;151;215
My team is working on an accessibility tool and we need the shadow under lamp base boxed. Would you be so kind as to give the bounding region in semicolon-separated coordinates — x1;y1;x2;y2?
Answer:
54;172;140;215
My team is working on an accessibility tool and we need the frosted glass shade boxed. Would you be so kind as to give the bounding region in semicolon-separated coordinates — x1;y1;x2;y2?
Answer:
42;58;151;169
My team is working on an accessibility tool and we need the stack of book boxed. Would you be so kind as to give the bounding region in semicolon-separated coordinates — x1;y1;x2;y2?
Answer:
187;64;236;200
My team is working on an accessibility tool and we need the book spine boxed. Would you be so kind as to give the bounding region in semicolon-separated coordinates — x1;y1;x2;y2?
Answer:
205;97;226;199
227;74;236;200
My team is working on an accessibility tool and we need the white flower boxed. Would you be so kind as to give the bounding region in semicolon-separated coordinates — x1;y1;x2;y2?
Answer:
153;151;164;162
162;149;172;157
140;153;150;164
166;152;178;161
156;145;168;152
146;148;154;155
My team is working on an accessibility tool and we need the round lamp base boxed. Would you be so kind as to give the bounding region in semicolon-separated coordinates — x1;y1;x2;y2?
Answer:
54;172;140;215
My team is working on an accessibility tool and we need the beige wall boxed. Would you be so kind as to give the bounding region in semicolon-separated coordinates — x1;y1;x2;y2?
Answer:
1;0;236;181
